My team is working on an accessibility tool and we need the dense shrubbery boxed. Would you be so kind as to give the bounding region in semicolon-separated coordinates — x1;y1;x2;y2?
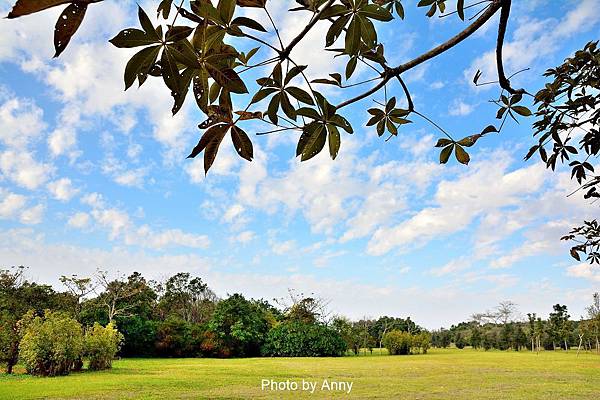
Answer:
383;331;412;355
262;322;347;357
383;330;431;355
17;311;123;376
18;311;85;376
85;322;123;371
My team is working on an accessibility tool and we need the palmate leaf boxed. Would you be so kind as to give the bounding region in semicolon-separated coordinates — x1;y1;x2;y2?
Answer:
124;45;161;90
53;2;88;57
187;124;230;173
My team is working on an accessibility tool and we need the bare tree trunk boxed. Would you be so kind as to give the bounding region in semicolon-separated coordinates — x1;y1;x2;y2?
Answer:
564;339;568;352
577;334;583;357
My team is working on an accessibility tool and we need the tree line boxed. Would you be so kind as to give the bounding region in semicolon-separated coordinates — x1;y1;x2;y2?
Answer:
432;299;600;354
1;267;598;376
1;267;430;376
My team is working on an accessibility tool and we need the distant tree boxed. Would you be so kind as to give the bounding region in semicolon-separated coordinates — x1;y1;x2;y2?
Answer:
95;270;157;322
158;272;216;324
585;293;600;353
59;275;94;319
548;304;570;350
275;289;330;325
527;313;537;352
331;316;359;354
470;325;482;349
512;324;527;351
208;293;271;357
454;332;466;349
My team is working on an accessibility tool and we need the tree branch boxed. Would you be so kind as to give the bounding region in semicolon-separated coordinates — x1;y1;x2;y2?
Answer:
496;0;525;95
336;0;503;109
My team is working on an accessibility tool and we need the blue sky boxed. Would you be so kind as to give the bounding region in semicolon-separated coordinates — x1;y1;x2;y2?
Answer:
0;0;598;328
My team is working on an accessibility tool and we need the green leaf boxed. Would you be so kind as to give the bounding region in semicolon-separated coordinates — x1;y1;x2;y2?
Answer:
440;144;454;164
161;47;181;92
326;14;349;47
359;4;393;22
165;26;194;42
435;138;453;148
284;65;307;85
267;94;280;124
286;87;314;105
218;0;236;23
204;125;229;173
110;29;160;48
138;6;159;40
512;106;532;116
297;107;321;120
7;0;71;18
345;17;361;55
124;45;161;90
328;125;341;160
205;65;248;94
301;124;326;161
231;16;267;32
280;92;297;120
251;88;278;104
346;57;358;79
231;125;253;161
53;2;88;58
455;145;470;165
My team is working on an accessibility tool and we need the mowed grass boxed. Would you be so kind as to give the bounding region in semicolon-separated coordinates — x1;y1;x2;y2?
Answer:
1;349;599;399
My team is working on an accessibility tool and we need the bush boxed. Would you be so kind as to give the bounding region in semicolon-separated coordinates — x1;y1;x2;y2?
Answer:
413;332;432;354
383;330;413;355
262;322;347;357
18;311;84;376
85;322;123;371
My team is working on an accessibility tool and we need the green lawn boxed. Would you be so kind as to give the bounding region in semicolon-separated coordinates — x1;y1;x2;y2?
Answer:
1;349;599;399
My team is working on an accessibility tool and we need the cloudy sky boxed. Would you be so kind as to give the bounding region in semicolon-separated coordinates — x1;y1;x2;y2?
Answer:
0;0;599;328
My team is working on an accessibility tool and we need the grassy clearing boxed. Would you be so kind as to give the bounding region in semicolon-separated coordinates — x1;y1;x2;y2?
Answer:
1;348;599;399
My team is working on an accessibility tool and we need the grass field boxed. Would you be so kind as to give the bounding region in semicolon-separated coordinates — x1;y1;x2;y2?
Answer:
1;348;599;399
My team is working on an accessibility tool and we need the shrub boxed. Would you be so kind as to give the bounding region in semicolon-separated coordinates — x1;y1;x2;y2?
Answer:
262;322;347;357
383;330;413;355
413;332;432;354
85;322;123;371
18;311;84;376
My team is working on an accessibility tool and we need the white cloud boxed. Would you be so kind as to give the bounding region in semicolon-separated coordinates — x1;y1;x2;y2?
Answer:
448;100;475;116
47;178;79;202
367;153;547;255
271;239;296;256
223;204;245;223
567;263;600;283
0;150;53;190
78;192;210;250
0;97;46;149
19;204;45;225
67;212;90;229
231;230;256;244
0;190;27;219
